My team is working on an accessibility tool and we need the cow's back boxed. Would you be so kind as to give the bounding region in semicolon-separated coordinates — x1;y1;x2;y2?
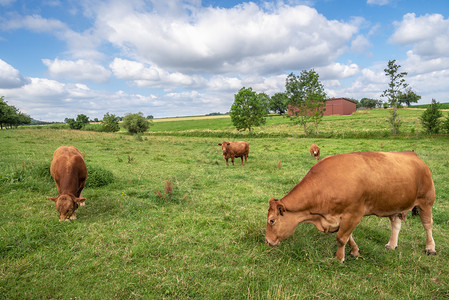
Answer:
50;146;87;191
292;151;434;217
230;141;249;156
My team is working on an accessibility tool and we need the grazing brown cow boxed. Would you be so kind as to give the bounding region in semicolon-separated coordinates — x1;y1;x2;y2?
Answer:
310;144;320;160
218;141;249;166
265;151;436;262
48;146;87;221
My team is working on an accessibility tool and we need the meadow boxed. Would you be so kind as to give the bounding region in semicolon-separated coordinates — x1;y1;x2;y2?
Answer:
1;108;449;299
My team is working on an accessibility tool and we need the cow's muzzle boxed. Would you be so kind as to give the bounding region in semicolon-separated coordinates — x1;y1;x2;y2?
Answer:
265;237;280;246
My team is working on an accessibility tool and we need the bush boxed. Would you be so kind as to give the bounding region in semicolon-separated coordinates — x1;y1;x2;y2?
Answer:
102;113;120;132
82;123;104;132
420;99;442;134
86;164;114;187
122;112;152;134
65;114;90;130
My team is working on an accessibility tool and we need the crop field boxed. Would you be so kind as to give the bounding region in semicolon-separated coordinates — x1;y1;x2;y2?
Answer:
1;109;449;298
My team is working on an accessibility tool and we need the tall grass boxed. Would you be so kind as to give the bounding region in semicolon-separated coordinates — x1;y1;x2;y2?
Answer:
1;115;449;298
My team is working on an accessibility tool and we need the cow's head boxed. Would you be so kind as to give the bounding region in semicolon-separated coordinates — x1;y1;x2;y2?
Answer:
48;194;85;221
265;197;297;246
218;142;230;154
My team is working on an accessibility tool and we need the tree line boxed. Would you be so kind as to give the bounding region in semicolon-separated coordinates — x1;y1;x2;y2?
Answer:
65;112;153;134
229;60;439;136
230;69;328;136
0;96;31;129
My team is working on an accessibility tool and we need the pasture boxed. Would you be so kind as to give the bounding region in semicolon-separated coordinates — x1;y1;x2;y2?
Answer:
1;109;449;298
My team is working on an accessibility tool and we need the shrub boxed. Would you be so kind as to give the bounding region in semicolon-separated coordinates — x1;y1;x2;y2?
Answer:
82;123;104;132
122;112;152;134
65;114;90;130
85;164;114;187
102;113;120;132
420;99;442;134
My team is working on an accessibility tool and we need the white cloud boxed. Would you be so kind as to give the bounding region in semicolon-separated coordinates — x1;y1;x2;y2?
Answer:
390;13;449;59
42;58;111;83
96;2;358;75
0;59;29;88
316;63;360;80
1;14;104;59
350;35;372;54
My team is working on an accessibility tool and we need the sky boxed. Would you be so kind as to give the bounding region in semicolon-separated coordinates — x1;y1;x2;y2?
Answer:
0;0;448;122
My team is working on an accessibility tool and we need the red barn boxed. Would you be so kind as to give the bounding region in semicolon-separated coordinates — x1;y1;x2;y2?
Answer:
288;97;357;117
324;98;357;116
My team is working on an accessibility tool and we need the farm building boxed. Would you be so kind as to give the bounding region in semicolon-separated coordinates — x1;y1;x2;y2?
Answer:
288;97;357;117
324;98;357;116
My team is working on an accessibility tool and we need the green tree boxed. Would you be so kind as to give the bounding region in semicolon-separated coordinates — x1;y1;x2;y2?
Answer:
286;69;326;136
15;112;31;128
359;98;382;109
398;88;421;107
420;99;443;134
122;112;152;134
101;112;120;132
230;87;267;132
381;59;408;135
65;114;90;130
257;92;271;114
442;114;449;133
269;92;288;115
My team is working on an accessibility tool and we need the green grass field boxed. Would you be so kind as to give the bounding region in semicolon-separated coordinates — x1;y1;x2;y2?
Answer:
1;108;449;298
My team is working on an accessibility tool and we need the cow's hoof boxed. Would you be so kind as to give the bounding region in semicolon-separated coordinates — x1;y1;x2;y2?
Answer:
426;250;437;256
385;244;397;250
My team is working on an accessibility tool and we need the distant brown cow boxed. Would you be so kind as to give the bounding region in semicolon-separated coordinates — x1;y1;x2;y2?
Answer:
265;151;436;262
48;146;87;221
218;141;249;166
310;144;320;160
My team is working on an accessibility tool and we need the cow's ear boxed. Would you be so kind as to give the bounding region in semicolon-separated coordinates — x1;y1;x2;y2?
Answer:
226;142;231;145
47;196;58;202
74;197;86;203
218;143;222;146
278;203;285;216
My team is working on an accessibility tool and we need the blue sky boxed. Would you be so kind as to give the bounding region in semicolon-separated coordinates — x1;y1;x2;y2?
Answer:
1;0;448;121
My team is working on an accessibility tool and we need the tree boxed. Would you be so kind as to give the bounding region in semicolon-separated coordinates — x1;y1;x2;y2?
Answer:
398;88;421;107
65;114;90;130
15;112;31;128
257;92;271;114
358;98;382;109
381;60;408;135
101;112;120;132
122;112;152;134
269;92;288;115
420;99;443;134
286;69;326;135
230;87;267;132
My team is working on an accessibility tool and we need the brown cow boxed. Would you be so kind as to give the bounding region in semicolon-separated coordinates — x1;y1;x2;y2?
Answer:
48;146;87;221
265;151;436;262
218;141;249;166
310;144;320;160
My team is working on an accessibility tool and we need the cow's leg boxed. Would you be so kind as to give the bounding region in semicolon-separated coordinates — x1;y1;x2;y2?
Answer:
385;216;402;250
244;154;247;166
231;156;235;166
348;234;360;257
225;158;229;166
335;215;362;262
241;156;244;165
418;205;436;255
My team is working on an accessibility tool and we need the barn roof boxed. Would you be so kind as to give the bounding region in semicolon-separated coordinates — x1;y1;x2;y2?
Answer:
327;97;358;104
